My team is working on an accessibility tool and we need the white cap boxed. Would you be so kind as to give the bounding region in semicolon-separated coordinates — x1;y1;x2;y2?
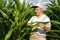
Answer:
32;2;49;10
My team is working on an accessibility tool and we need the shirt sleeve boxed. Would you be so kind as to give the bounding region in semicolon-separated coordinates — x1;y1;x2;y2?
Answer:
27;17;33;23
45;21;51;27
44;17;51;27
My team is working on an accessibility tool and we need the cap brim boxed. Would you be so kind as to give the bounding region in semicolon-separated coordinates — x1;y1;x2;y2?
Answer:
31;6;38;8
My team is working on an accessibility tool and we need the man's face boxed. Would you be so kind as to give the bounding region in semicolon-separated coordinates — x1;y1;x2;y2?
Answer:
35;7;42;16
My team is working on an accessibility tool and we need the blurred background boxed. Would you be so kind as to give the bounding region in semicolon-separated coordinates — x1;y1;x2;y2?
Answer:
0;0;60;40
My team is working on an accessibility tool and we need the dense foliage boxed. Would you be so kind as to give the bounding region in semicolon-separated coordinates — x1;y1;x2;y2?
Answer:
0;0;60;40
0;0;34;40
45;0;60;40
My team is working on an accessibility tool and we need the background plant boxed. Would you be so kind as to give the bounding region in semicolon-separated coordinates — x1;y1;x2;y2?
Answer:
0;0;34;40
44;0;60;40
0;0;60;40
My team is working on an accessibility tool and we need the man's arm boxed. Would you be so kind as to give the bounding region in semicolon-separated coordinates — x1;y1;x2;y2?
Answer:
39;23;51;32
27;23;31;26
44;26;51;32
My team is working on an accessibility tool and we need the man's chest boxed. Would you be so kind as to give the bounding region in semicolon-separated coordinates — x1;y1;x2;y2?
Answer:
32;17;46;22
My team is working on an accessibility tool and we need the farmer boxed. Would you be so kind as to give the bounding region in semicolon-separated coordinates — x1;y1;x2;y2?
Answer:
27;2;51;40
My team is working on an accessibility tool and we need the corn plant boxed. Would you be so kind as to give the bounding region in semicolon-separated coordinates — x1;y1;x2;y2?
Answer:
44;0;60;40
0;0;34;40
1;0;60;40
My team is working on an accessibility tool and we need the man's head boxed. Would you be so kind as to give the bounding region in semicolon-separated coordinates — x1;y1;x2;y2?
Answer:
34;6;43;16
32;2;47;16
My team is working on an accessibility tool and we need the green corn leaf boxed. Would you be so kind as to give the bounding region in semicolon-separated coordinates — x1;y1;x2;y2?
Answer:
0;9;9;19
30;22;49;28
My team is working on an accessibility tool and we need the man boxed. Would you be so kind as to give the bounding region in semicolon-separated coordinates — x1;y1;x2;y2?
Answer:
27;2;51;40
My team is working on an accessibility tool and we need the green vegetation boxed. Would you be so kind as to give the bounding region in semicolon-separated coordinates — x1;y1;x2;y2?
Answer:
29;22;49;27
45;0;60;40
0;0;60;40
0;0;34;40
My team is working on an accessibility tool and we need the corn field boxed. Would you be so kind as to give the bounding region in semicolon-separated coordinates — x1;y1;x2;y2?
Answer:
0;0;60;40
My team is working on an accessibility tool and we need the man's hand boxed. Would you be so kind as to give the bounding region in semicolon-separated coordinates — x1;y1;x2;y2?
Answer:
39;23;51;32
39;23;45;29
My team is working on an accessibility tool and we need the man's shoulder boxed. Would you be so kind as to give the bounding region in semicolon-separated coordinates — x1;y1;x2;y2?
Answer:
44;14;50;19
43;14;50;21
